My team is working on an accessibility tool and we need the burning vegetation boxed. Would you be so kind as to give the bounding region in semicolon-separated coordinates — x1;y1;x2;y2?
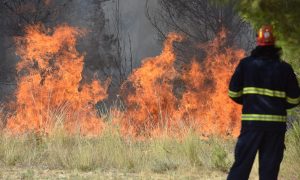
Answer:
6;24;109;136
120;31;244;138
4;24;244;138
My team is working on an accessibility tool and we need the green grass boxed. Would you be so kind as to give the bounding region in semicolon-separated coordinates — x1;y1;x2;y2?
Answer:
281;119;300;179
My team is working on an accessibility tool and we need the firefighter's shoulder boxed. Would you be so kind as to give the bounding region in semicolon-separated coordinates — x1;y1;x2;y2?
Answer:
279;60;295;73
236;56;251;66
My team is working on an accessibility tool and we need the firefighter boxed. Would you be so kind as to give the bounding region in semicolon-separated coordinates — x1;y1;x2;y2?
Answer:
227;25;300;180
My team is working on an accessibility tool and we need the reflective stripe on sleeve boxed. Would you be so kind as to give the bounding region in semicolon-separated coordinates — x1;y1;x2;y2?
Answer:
242;114;286;122
228;90;243;98
287;96;300;105
243;87;286;98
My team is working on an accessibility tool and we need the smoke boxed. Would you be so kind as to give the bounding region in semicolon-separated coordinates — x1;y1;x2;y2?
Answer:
103;0;161;66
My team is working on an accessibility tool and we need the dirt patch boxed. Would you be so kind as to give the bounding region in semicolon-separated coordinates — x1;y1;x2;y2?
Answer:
0;167;227;180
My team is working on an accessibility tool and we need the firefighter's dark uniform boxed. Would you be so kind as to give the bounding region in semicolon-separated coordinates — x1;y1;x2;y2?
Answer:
227;56;300;180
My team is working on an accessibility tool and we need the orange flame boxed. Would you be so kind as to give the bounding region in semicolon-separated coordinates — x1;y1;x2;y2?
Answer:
119;33;183;137
6;24;244;138
180;30;244;137
120;30;244;138
6;24;109;135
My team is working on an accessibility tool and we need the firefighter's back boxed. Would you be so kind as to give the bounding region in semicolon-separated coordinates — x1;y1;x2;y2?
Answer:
240;56;294;130
229;49;300;131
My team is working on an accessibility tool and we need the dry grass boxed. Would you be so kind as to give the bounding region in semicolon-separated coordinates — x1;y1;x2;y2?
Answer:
0;107;299;179
0;129;233;172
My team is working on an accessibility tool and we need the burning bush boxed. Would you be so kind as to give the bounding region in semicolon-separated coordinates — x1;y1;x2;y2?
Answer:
6;24;109;135
119;31;244;138
5;24;244;138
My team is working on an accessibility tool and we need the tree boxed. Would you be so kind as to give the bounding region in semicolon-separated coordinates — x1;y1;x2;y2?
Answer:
0;0;73;101
0;0;72;35
146;0;255;54
219;0;300;75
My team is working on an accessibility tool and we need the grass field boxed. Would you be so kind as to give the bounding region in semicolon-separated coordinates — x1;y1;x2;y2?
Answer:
0;119;299;180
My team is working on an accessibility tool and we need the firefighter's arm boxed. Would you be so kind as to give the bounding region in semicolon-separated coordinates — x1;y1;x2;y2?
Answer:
228;61;243;105
286;65;300;109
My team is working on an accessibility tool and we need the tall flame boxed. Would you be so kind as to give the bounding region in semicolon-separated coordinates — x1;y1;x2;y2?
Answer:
5;24;244;138
120;31;244;138
180;30;244;137
6;24;109;135
120;33;183;137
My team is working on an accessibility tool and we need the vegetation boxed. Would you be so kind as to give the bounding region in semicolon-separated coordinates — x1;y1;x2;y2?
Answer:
218;0;300;74
0;112;299;179
0;0;299;179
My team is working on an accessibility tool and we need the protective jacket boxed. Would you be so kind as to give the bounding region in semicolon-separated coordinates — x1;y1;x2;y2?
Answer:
229;56;300;131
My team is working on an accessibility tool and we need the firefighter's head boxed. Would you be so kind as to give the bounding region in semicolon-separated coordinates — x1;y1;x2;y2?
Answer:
256;25;275;46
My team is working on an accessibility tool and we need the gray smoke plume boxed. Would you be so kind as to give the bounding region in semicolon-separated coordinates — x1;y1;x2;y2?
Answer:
103;0;161;66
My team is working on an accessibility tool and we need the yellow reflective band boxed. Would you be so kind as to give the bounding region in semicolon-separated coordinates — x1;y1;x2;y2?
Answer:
228;90;243;98
287;96;300;105
242;114;286;122
243;87;286;98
